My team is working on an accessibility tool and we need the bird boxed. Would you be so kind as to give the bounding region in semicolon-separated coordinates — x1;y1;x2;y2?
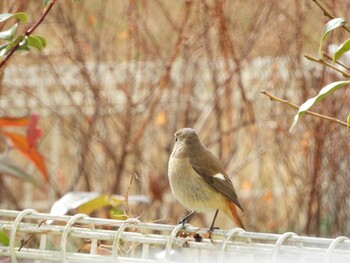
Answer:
168;127;245;232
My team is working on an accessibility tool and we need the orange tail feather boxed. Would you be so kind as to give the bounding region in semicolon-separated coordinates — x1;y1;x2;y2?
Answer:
226;200;246;230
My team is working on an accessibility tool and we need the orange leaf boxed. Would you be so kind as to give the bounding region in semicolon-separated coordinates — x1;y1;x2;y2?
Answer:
2;131;48;182
25;150;48;182
2;131;28;149
0;117;29;127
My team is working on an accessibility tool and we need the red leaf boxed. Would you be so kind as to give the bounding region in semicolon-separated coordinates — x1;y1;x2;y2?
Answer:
26;113;42;149
0;117;29;127
2;131;48;182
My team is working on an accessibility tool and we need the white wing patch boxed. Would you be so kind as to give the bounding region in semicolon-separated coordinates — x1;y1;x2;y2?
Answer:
213;173;225;181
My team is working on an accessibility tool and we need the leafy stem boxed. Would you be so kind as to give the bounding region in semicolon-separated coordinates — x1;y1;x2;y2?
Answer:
260;90;348;128
0;0;56;69
313;0;350;33
304;54;350;78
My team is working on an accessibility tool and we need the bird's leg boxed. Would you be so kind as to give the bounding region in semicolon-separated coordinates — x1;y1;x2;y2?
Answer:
208;209;219;239
178;211;196;226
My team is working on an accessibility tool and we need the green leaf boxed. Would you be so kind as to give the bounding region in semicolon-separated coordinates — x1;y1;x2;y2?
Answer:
13;35;25;46
0;156;40;187
16;45;30;52
0;13;13;23
0;12;27;24
319;18;346;55
0;23;18;41
13;12;27;24
13;35;46;51
347;114;350;129
44;0;51;7
19;35;28;47
0;43;11;58
290;80;350;132
34;35;47;48
0;230;9;246
333;38;350;63
27;35;44;50
109;207;128;220
13;35;29;51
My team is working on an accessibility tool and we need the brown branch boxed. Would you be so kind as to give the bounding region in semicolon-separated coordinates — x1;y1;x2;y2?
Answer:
313;0;335;19
312;0;350;33
304;54;350;78
322;52;350;71
18;221;45;251
261;90;348;128
133;0;193;144
0;0;56;69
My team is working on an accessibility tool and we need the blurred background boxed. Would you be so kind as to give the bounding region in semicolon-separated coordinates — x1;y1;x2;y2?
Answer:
0;0;349;238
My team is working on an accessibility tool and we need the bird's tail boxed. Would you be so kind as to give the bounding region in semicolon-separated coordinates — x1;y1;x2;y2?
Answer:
226;200;246;230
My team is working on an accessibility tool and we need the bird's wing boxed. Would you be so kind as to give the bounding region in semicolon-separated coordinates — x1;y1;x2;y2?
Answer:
189;152;244;212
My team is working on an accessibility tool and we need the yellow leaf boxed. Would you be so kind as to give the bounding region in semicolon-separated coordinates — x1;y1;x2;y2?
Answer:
77;194;123;214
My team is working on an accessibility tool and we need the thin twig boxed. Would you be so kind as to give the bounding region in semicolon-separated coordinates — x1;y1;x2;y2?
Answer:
304;54;350;78
18;220;45;251
0;0;56;69
312;0;350;33
322;52;350;71
124;173;139;217
313;0;335;19
261;90;348;128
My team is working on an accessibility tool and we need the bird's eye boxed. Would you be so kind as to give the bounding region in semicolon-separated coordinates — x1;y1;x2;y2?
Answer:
175;137;178;142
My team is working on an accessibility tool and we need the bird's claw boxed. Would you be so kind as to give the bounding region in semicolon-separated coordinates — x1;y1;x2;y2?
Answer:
177;218;187;227
178;211;195;227
208;226;220;242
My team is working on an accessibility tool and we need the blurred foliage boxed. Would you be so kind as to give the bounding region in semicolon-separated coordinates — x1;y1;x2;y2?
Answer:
0;12;46;63
49;191;147;220
0;115;46;184
290;17;350;131
0;1;54;68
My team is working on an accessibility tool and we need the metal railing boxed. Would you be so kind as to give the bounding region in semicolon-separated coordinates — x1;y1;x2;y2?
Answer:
0;209;349;263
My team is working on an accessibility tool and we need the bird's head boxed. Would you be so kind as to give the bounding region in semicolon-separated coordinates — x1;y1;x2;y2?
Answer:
172;128;201;156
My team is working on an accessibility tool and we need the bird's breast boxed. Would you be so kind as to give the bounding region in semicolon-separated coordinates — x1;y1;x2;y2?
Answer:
168;156;225;212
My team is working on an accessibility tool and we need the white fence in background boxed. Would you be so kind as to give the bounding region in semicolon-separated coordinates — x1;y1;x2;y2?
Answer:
0;209;349;263
0;57;311;116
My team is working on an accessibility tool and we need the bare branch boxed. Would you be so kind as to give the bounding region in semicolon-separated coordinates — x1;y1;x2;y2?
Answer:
304;54;350;78
261;90;348;128
312;0;350;33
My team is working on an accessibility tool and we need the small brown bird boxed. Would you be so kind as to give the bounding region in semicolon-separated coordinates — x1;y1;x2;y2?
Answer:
168;128;245;231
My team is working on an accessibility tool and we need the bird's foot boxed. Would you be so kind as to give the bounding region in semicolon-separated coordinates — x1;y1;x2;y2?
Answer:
208;226;220;242
177;218;187;227
177;211;195;227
